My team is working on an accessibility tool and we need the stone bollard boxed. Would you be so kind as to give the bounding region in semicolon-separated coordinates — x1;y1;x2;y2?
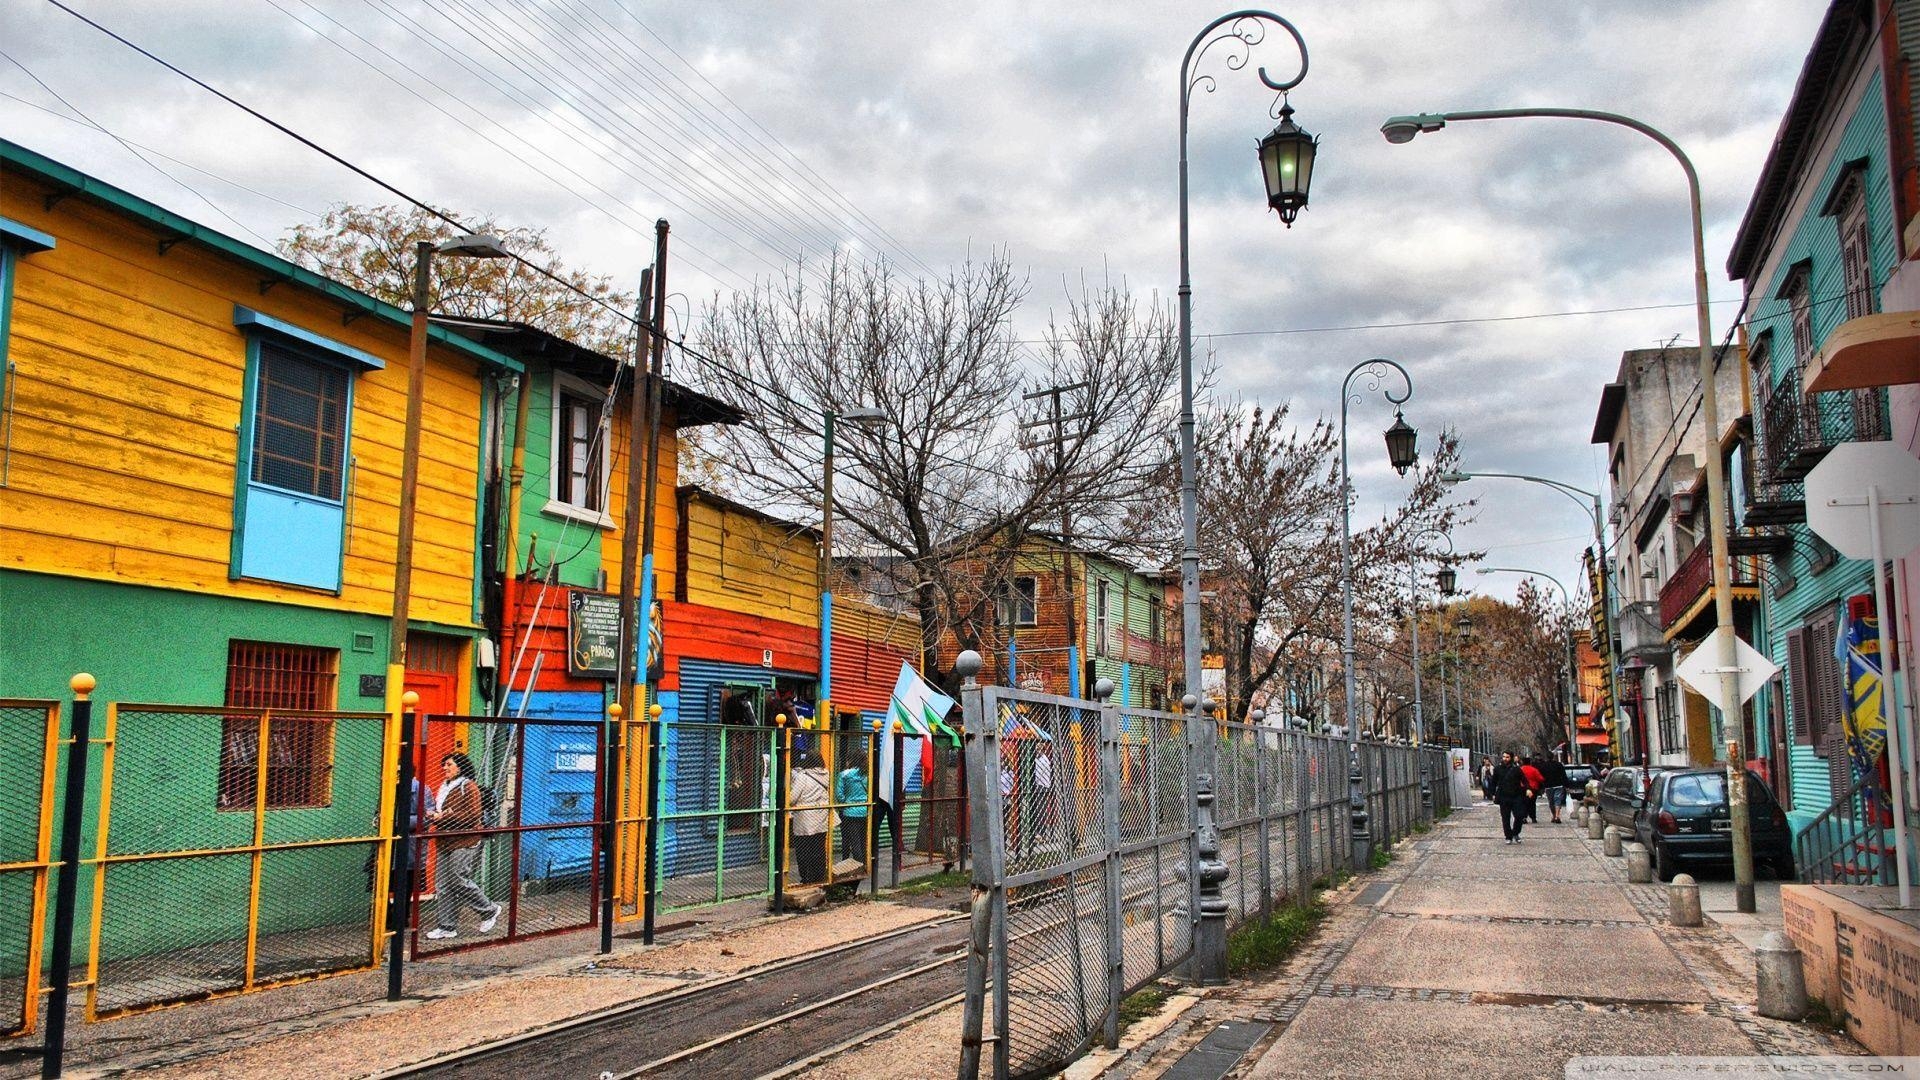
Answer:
1604;824;1625;855
1575;805;1589;828
1625;843;1652;883
1668;874;1702;927
1588;812;1606;840
1755;930;1810;1021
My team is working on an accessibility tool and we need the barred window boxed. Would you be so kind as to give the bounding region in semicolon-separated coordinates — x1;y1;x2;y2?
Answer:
250;343;348;501
219;641;338;811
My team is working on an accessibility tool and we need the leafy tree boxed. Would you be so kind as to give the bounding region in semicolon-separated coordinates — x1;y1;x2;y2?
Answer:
280;204;637;358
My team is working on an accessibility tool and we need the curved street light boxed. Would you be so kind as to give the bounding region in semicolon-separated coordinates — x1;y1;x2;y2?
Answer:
1382;106;1756;912
1172;7;1311;990
1405;527;1455;747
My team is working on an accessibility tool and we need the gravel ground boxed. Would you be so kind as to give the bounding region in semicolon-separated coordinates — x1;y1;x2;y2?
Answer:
793;999;965;1080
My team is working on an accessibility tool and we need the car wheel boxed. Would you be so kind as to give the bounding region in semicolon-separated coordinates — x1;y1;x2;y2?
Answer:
1654;842;1677;883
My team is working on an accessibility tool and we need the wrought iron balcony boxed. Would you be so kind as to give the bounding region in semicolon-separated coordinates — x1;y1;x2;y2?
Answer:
1760;368;1891;482
1617;600;1669;660
1658;540;1758;633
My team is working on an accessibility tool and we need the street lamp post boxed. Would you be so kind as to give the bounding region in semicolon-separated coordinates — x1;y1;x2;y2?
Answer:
1178;9;1312;986
1477;567;1580;769
1383;106;1754;912
386;232;509;1000
1339;359;1419;873
1406;528;1456;747
819;407;887;729
1454;611;1473;751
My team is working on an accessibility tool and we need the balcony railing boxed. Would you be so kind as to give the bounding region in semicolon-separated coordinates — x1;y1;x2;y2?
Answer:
1658;540;1759;630
1761;368;1890;482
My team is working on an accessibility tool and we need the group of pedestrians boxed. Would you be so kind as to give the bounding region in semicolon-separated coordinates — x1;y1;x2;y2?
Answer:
1477;751;1569;844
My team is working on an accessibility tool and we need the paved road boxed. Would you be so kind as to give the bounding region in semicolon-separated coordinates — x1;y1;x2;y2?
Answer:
1136;802;1865;1080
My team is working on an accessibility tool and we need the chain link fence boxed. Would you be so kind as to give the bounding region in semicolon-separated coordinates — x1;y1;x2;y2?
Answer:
85;704;390;1020
0;699;58;1037
655;721;777;912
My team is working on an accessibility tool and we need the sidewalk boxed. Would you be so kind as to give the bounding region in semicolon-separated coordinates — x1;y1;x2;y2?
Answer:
1132;801;1865;1080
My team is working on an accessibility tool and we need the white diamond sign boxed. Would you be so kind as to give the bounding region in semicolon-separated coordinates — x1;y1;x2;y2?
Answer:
1674;626;1780;716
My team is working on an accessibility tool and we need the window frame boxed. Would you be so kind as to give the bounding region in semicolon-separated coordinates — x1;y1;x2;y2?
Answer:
1094;579;1111;658
0;217;56;486
1002;575;1038;627
230;310;368;593
545;371;613;527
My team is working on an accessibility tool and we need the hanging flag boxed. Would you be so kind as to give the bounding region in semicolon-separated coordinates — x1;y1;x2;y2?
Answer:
889;662;958;739
1837;602;1891;810
1000;704;1055;741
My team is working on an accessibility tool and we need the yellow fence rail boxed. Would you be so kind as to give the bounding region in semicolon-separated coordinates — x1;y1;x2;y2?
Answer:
0;698;58;1038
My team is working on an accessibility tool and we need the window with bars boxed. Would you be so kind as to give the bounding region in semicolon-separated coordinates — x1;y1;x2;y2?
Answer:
551;376;608;517
1655;680;1680;757
252;344;347;500
219;641;338;811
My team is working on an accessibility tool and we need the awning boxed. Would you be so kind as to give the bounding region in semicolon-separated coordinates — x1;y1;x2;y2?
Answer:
1576;731;1610;746
1804;311;1920;392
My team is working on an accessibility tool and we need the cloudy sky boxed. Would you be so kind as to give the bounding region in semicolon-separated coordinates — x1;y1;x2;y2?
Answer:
2;0;1832;600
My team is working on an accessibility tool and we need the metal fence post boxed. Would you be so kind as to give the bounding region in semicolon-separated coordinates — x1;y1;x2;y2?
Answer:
385;691;418;1003
890;724;906;887
41;675;95;1080
772;718;791;914
868;723;882;896
642;704;662;945
1096;680;1122;1049
956;652;999;1080
1295;733;1313;908
600;702;621;954
1190;697;1228;984
1254;723;1272;922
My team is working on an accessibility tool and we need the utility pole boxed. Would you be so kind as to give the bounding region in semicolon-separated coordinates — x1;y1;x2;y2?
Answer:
1022;383;1090;696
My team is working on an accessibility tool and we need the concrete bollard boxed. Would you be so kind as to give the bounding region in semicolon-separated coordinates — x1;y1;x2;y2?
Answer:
1575;805;1589;828
1588;812;1606;840
1604;824;1625;855
1625;843;1652;883
1668;873;1702;926
1755;930;1810;1021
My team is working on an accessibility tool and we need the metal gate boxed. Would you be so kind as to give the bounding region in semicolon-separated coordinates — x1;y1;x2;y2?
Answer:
655;721;777;912
0;699;57;1037
960;682;1194;1080
409;713;607;956
85;704;391;1020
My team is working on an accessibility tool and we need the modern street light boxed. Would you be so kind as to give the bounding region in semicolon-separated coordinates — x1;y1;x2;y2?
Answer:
1441;469;1623;767
1177;9;1311;987
387;232;510;1001
1339;358;1418;873
1476;567;1581;770
820;407;887;728
1383;106;1755;913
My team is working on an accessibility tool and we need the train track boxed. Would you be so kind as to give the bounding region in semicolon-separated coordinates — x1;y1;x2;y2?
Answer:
384;914;970;1079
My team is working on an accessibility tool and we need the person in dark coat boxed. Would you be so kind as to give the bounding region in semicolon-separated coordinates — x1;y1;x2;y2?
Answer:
1537;755;1570;823
1479;759;1496;801
1492;752;1532;843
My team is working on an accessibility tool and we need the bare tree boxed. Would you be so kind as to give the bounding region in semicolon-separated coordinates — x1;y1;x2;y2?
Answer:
694;253;1180;689
1190;402;1474;721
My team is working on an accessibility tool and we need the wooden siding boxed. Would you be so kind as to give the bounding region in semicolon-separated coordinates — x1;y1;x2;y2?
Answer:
674;488;817;627
0;171;484;628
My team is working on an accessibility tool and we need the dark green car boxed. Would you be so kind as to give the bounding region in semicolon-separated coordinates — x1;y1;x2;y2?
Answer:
1632;768;1796;882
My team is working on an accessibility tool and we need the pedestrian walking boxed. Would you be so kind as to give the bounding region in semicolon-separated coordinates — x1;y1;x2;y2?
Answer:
789;747;832;886
1031;741;1059;854
1520;755;1545;823
425;753;501;940
1538;754;1570;823
1479;759;1496;801
835;747;870;862
1492;752;1533;843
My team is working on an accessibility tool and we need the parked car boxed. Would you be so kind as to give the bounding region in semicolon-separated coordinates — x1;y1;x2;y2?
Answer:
1562;764;1598;795
1595;766;1658;830
1631;768;1796;882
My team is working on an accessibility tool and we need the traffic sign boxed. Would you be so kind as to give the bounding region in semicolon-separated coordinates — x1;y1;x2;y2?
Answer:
1674;626;1779;716
1805;442;1920;560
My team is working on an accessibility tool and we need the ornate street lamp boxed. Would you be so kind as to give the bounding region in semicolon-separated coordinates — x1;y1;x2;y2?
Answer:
1437;567;1458;596
1258;101;1318;225
1384;411;1419;475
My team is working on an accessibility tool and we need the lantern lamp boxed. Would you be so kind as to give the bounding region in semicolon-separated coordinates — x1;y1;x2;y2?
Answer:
1257;102;1318;227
